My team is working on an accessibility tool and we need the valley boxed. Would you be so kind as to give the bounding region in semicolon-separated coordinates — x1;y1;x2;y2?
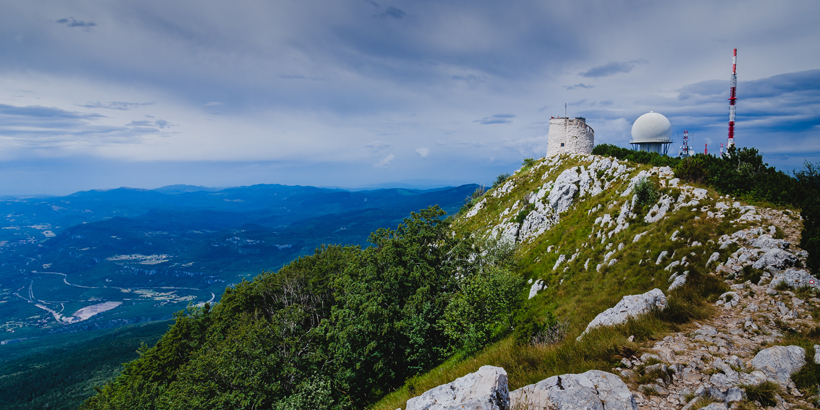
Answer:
0;183;476;351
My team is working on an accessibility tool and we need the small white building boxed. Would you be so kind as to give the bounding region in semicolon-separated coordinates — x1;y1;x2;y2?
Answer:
546;117;595;157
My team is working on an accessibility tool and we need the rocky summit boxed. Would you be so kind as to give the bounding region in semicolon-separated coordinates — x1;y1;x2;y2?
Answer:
401;153;815;410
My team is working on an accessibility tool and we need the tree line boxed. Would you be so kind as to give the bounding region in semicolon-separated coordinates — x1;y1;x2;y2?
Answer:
81;207;523;410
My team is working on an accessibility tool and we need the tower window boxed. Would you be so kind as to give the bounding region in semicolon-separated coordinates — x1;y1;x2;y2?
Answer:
560;143;565;147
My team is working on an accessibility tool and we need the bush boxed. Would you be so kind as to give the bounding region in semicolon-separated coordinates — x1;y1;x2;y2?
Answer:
592;144;680;167
633;177;658;209
492;173;511;189
513;312;567;346
441;266;526;354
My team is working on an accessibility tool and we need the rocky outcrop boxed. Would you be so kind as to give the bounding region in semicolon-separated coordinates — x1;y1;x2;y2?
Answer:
405;365;509;410
750;345;806;388
528;280;546;299
769;268;819;290
509;370;637;410
579;289;667;338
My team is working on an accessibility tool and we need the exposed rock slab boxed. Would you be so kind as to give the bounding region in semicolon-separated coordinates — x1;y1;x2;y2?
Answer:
749;345;806;387
509;370;637;410
406;365;509;410
580;289;667;338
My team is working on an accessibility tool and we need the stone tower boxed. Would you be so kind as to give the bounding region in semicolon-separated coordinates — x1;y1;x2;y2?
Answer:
546;117;595;157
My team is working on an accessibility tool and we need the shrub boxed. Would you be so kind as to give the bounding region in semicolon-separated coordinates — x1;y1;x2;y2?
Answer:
522;158;537;169
634;177;658;209
492;173;511;189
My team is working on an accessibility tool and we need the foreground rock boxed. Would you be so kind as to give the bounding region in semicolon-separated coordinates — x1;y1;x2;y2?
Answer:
750;345;806;388
579;289;668;339
509;370;637;410
405;365;509;410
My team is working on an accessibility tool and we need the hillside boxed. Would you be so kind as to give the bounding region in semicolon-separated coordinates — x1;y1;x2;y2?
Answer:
379;153;816;410
79;153;817;410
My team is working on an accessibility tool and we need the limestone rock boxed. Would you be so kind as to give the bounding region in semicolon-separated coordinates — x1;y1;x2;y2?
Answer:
769;269;820;290
509;370;637;410
548;180;578;215
752;248;797;270
749;345;806;387
529;280;546;299
751;235;790;250
580;289;667;337
668;271;688;291
725;386;745;402
465;199;486;218
406;365;509;410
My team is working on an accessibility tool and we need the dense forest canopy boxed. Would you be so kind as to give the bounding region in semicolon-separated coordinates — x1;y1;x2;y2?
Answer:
81;207;522;409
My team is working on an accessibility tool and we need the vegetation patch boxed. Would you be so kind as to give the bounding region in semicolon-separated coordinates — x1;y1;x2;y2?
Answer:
741;381;780;407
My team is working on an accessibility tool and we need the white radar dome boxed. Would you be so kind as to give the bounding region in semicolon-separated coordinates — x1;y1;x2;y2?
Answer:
631;111;672;143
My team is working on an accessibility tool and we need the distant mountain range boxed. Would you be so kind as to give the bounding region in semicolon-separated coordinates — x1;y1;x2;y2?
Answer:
0;183;477;350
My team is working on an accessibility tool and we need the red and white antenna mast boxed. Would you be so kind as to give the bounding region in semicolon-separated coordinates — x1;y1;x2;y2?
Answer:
728;48;737;148
705;143;708;155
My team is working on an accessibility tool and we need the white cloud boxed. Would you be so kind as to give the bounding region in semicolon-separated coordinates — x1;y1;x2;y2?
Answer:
415;147;429;157
374;154;395;168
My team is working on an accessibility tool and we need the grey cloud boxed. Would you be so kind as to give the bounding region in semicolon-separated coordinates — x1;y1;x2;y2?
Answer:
743;69;820;99
0;104;104;120
564;83;594;90
366;140;391;152
78;101;154;110
475;114;515;125
676;80;725;100
0;103;162;148
580;59;648;78
55;17;97;28
451;74;486;84
381;6;406;19
127;119;173;129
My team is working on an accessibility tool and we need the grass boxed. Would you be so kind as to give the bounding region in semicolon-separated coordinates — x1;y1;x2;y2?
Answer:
782;332;820;396
741;381;780;407
372;282;722;410
372;154;765;410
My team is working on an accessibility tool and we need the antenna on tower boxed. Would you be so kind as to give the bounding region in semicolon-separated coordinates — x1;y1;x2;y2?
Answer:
728;48;737;148
705;143;708;156
564;103;567;118
679;130;690;157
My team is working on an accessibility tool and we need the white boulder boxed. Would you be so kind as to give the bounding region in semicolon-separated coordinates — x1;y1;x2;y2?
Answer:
406;365;509;410
752;248;797;270
769;269;819;290
509;370;637;410
750;345;806;388
580;289;667;338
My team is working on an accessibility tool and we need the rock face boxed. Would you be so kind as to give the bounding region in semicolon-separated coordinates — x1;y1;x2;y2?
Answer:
405;365;509;410
580;289;667;338
509;370;637;410
769;268;819;290
749;345;806;387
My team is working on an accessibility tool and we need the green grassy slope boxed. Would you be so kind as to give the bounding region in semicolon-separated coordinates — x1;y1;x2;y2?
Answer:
372;153;775;409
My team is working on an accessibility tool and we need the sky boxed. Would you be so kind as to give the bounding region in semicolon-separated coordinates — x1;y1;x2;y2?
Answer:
1;0;818;196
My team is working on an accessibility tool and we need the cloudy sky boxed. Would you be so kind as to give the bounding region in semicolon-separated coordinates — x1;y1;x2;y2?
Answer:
1;0;818;195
